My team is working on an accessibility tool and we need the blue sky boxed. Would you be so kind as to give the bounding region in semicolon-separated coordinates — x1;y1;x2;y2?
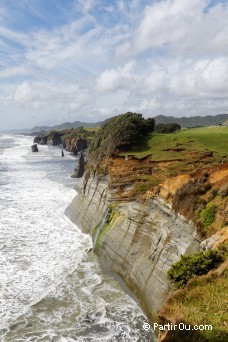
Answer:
0;0;228;129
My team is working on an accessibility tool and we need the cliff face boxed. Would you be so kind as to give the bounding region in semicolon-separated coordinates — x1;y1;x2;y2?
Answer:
65;113;227;340
33;128;93;153
65;174;200;322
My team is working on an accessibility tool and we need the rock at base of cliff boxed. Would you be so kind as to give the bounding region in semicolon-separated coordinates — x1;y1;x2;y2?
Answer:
31;144;39;152
71;151;86;178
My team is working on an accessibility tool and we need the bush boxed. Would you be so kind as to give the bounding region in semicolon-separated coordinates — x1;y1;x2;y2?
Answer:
155;123;181;133
88;112;155;163
167;249;224;288
200;202;216;227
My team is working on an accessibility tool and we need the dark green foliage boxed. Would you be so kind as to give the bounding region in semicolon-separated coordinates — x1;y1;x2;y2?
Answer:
153;113;228;127
142;118;156;135
88;112;155;162
155;123;181;133
167;249;224;288
200;202;216;227
62;127;96;143
155;123;165;132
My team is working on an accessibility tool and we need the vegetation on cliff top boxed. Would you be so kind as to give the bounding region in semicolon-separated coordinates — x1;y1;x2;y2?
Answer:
162;246;228;341
88;112;155;163
155;123;181;133
94;125;227;236
124;126;228;161
159;260;228;341
61;126;96;142
167;248;226;288
117;126;227;203
84;115;227;341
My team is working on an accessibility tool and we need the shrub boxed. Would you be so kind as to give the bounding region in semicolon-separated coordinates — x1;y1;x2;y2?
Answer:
155;123;181;133
200;202;216;227
167;249;224;288
88;112;155;163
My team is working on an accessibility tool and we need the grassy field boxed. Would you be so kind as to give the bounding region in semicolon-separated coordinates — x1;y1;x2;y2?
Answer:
158;264;228;341
116;126;228;198
124;126;228;162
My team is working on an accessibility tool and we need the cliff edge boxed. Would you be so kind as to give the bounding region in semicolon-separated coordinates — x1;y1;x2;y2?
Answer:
66;113;228;340
66;174;200;320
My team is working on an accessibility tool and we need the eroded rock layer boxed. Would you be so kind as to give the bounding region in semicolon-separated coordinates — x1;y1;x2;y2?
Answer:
66;175;200;322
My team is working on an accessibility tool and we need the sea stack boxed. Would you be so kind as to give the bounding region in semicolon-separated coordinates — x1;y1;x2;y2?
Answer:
31;144;39;152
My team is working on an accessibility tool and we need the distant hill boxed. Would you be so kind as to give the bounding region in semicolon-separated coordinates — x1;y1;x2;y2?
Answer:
31;120;103;132
1;120;103;134
1;114;227;135
153;114;228;127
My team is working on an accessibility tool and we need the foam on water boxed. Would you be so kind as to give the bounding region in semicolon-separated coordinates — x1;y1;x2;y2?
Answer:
0;135;155;341
0;135;89;329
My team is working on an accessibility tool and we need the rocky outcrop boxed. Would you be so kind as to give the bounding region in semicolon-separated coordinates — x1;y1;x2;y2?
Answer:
71;152;86;178
31;144;38;152
33;136;42;144
33;133;48;145
66;175;200;323
33;128;93;154
39;136;48;145
200;227;228;250
47;132;63;145
76;137;87;152
33;132;63;146
63;137;88;154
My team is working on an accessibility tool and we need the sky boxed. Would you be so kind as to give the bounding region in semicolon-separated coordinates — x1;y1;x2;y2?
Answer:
0;0;228;129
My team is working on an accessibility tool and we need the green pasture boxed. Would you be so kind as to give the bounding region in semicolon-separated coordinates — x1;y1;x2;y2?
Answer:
124;126;228;162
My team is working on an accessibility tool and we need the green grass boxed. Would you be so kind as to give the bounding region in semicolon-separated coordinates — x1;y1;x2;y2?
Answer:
85;127;100;132
122;127;228;162
160;266;228;341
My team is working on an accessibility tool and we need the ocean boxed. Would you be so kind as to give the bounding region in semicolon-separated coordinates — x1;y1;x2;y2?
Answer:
0;135;155;342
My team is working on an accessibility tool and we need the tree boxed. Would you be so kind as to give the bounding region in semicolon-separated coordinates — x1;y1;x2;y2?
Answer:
155;123;181;133
88;112;155;162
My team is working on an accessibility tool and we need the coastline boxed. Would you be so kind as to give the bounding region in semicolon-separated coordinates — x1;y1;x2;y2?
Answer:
65;174;200;331
0;135;154;342
32;120;228;341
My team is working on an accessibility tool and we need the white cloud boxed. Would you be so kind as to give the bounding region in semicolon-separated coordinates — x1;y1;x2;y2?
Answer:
116;0;228;58
169;57;228;98
14;82;32;103
96;61;136;91
0;65;28;78
24;18;100;70
0;0;227;129
139;98;160;111
4;79;91;118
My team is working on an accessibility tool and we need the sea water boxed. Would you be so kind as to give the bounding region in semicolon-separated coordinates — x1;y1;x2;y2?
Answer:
0;135;155;342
